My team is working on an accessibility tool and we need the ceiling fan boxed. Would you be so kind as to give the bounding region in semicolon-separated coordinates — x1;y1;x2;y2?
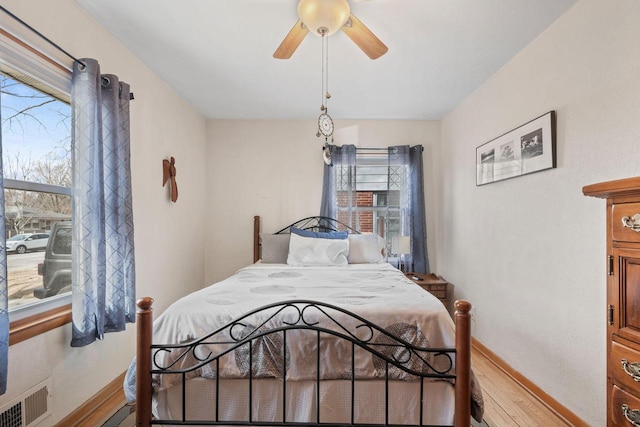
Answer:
273;0;388;60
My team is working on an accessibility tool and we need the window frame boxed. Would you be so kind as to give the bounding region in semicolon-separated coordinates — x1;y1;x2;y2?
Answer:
0;26;74;344
335;152;406;244
333;149;410;267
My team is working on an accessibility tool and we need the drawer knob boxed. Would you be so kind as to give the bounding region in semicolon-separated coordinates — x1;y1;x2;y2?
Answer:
622;214;640;232
622;359;640;381
623;404;640;425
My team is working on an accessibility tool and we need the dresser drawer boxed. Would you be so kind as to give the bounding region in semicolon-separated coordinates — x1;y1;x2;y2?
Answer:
420;283;447;299
612;385;640;426
613;203;640;242
612;341;640;391
405;273;449;303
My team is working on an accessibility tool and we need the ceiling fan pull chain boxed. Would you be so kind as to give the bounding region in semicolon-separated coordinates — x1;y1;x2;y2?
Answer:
320;32;328;112
320;32;323;110
325;33;331;103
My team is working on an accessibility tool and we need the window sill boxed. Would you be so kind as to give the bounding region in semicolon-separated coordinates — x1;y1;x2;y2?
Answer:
9;304;72;346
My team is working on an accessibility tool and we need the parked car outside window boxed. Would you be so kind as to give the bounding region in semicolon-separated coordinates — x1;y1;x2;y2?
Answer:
35;221;71;299
6;233;50;254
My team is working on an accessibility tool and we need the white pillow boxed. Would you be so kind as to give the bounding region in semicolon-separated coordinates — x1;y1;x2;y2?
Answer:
287;233;349;266
348;234;385;263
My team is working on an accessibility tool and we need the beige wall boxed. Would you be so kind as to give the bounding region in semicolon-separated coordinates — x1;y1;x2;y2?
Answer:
204;120;440;284
440;0;640;424
0;0;207;424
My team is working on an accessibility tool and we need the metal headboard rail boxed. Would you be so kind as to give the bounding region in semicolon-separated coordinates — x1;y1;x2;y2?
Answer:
273;216;361;235
146;300;458;426
253;215;386;263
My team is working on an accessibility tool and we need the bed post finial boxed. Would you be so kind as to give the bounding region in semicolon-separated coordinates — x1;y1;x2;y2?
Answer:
454;299;472;427
254;216;261;263
136;297;154;427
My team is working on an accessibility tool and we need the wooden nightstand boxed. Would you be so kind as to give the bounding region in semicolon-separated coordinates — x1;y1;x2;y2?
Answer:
405;272;449;308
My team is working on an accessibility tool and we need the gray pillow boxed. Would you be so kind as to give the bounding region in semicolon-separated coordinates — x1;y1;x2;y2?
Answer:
259;233;290;263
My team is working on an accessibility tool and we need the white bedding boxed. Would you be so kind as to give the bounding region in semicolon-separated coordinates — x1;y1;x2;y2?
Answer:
128;263;484;423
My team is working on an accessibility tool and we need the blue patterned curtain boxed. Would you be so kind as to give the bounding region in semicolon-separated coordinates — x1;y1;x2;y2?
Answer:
0;134;7;394
70;58;135;347
320;144;356;223
389;145;429;274
408;145;429;273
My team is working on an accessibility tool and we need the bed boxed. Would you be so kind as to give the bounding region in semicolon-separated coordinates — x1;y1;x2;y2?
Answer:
130;216;484;426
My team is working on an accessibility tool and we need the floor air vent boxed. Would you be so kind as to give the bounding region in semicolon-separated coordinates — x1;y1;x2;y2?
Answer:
0;379;51;427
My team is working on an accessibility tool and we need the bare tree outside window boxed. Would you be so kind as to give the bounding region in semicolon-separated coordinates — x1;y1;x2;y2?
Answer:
1;70;72;309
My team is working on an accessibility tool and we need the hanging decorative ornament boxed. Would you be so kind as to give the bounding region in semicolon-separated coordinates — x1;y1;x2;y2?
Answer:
317;28;334;165
322;143;332;166
318;112;334;138
162;156;178;202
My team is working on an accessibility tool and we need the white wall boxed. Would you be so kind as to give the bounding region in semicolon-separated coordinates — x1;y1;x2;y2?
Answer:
440;0;640;424
0;0;207;424
205;120;440;284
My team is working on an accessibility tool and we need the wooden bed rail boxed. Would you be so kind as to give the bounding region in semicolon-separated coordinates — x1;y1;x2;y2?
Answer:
134;297;473;427
253;215;260;263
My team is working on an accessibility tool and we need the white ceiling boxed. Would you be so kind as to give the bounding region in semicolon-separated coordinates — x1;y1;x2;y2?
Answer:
75;0;576;120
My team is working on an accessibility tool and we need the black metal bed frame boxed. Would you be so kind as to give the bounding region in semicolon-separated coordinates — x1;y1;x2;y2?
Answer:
253;215;387;264
273;216;361;235
147;300;458;426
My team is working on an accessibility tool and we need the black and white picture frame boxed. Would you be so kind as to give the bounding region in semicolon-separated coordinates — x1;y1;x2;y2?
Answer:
476;111;556;186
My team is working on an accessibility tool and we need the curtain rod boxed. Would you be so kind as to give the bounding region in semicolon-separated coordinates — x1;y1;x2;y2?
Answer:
0;5;85;67
356;146;424;152
0;5;135;100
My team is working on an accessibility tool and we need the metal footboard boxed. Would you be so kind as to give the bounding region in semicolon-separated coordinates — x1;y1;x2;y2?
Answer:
135;298;472;427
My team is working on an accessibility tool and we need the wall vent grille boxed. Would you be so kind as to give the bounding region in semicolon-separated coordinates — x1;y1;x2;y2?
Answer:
24;385;48;425
0;378;51;427
0;401;22;427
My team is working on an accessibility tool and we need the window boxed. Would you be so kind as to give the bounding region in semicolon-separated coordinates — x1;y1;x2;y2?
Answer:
50;224;71;256
0;41;73;340
335;150;407;258
324;145;428;273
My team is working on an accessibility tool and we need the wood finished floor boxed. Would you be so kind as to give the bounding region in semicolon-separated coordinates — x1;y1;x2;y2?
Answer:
472;346;570;426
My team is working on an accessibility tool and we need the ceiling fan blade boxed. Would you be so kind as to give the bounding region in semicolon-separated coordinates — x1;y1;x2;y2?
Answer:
342;13;388;60
273;19;309;59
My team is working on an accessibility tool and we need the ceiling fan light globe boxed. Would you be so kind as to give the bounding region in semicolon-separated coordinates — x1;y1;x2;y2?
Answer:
298;0;351;36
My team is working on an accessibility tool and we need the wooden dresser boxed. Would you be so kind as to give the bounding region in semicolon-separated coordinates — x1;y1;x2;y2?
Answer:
584;176;640;426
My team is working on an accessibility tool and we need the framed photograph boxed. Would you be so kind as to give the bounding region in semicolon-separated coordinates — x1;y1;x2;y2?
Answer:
476;111;556;186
